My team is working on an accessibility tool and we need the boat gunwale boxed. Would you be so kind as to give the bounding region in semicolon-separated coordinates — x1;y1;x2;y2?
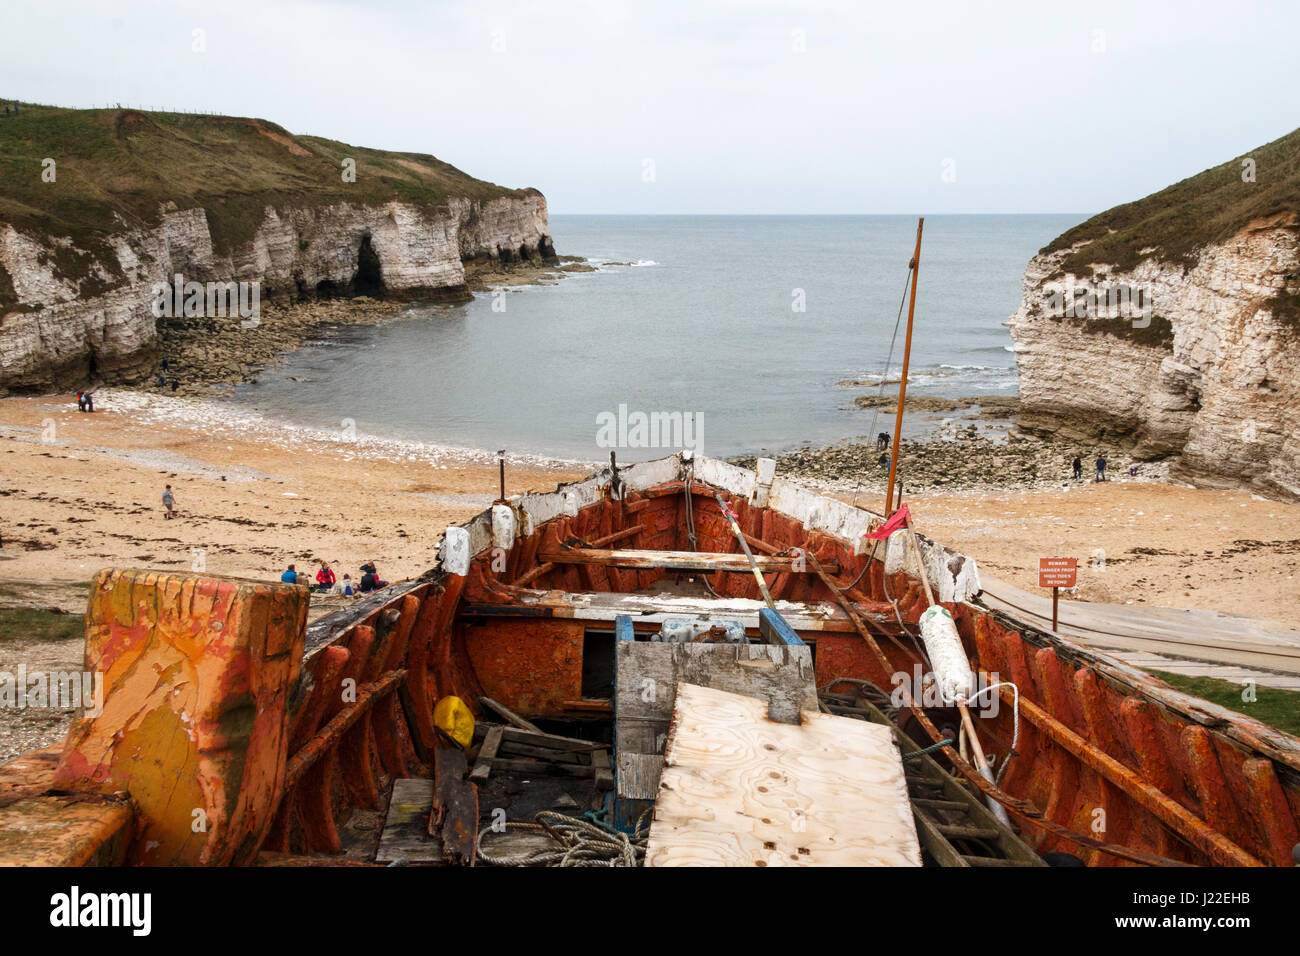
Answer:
300;451;1300;772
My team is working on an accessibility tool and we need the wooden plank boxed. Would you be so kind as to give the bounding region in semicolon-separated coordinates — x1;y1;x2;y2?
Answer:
432;748;478;865
375;778;443;864
479;759;600;778
479;696;543;734
538;547;837;574
591;746;614;792
470;726;505;783
614;641;817;773
645;683;922;867
759;607;805;646
460;591;892;634
616;753;663;801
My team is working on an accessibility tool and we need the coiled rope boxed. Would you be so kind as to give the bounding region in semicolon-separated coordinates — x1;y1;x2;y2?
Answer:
476;810;651;867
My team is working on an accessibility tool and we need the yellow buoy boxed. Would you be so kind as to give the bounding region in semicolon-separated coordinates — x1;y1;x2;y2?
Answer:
433;695;475;748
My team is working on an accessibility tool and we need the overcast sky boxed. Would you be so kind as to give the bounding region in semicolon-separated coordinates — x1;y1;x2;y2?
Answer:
4;0;1298;215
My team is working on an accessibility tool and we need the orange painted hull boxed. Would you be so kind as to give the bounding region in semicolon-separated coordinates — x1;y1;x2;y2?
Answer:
2;458;1296;866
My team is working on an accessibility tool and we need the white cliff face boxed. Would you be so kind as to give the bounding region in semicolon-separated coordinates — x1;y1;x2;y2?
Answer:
1007;218;1300;499
0;191;552;391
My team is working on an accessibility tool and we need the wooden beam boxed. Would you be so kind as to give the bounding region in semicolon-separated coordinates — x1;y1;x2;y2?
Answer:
469;726;504;783
511;561;555;588
478;696;543;734
432;747;478;864
538;547;837;574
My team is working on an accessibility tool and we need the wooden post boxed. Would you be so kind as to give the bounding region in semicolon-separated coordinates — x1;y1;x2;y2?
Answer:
885;217;924;516
1038;557;1076;632
712;493;777;610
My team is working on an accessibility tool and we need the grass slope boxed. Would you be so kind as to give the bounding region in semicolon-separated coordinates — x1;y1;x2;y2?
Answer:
0;101;531;308
1037;126;1300;342
1043;126;1300;275
1150;670;1300;738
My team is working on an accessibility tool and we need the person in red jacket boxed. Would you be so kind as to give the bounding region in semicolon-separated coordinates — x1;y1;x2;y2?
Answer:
314;561;337;593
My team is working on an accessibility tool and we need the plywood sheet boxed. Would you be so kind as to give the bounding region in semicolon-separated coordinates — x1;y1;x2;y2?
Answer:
645;683;921;867
615;642;815;768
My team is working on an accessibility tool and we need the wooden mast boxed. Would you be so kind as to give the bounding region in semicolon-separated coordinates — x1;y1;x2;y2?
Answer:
885;217;923;516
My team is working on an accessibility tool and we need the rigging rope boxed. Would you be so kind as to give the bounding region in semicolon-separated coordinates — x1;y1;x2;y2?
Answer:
852;261;915;510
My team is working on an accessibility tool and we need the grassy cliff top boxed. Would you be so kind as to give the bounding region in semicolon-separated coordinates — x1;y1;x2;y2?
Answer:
1043;126;1300;275
0;101;531;266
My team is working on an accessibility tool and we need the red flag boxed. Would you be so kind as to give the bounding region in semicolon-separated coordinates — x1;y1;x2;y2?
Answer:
866;503;911;540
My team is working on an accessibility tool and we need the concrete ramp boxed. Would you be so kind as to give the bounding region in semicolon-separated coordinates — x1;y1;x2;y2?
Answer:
645;683;921;867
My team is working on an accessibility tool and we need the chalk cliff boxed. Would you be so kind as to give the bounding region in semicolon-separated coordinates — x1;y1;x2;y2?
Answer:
0;105;555;392
1007;130;1300;500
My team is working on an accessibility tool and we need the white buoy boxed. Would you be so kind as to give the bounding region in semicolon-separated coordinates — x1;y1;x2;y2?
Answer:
918;605;975;704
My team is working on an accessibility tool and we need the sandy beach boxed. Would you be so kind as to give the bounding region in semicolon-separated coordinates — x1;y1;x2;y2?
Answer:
1;390;1297;625
0;391;590;604
1;386;1299;764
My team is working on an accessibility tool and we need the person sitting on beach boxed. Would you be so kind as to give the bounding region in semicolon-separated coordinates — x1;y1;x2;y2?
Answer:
1072;456;1082;480
342;574;356;596
1095;454;1107;482
359;562;388;593
314;561;336;593
281;564;300;584
161;484;175;519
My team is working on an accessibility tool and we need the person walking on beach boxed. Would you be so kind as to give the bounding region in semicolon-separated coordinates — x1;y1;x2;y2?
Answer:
76;392;86;412
876;432;890;451
1072;456;1082;480
161;484;175;519
83;391;94;412
1095;454;1107;482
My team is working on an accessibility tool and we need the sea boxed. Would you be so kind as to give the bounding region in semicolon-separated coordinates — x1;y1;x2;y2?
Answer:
227;214;1086;462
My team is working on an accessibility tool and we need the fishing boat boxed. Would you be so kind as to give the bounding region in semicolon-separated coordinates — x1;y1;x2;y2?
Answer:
0;448;1297;867
3;217;1297;868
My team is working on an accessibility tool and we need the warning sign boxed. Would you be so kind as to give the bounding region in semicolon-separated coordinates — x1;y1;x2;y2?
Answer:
1039;557;1077;589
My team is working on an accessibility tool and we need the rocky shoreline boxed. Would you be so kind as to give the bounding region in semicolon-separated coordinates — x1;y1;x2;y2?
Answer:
733;425;1172;497
142;257;584;397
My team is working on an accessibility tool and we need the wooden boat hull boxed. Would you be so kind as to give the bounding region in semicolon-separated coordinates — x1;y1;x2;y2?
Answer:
2;453;1297;866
